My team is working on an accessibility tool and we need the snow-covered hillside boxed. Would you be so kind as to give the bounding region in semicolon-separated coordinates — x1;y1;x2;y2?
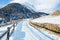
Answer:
31;15;60;24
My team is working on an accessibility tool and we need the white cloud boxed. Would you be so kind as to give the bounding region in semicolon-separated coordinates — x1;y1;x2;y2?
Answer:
10;0;27;4
10;0;60;13
34;0;60;13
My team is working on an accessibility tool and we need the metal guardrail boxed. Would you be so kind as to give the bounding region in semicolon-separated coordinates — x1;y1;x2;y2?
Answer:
0;22;17;40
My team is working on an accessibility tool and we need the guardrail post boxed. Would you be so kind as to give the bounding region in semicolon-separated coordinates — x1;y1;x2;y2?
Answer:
7;27;10;40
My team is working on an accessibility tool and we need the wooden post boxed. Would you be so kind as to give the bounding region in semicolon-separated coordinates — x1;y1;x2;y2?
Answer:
7;27;10;40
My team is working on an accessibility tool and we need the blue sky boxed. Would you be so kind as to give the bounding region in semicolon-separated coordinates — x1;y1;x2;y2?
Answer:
0;0;11;8
56;3;60;10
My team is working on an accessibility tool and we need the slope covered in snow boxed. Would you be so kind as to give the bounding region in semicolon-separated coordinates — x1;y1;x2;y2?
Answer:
31;15;60;24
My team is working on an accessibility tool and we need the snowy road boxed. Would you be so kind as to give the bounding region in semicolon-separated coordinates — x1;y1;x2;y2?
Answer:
11;19;58;40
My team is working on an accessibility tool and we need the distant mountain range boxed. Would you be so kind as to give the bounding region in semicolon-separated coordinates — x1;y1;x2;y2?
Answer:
0;3;49;23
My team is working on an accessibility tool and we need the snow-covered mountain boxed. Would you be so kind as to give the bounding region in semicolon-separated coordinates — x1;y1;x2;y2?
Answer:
0;3;49;24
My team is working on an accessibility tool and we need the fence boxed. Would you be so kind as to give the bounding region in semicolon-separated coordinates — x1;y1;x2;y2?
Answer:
0;22;17;40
